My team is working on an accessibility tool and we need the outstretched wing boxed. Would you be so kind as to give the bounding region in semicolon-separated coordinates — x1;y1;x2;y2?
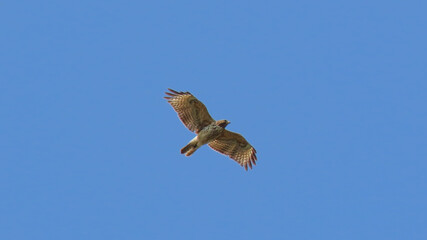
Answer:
164;89;215;133
208;130;257;170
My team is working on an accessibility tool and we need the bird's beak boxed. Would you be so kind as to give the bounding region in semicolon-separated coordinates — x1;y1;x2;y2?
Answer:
227;121;231;124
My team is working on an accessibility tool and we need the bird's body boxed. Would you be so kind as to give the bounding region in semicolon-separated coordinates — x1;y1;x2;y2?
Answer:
164;89;257;170
181;121;227;156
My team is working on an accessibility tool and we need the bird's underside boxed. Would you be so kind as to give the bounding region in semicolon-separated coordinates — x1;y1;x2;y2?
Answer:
164;88;257;170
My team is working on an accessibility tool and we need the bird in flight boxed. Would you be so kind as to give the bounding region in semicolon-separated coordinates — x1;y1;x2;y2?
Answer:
164;88;257;170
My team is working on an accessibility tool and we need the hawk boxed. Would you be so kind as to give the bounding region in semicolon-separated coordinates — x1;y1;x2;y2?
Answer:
164;88;257;170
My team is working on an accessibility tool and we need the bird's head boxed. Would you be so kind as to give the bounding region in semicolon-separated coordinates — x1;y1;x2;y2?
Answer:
216;120;231;128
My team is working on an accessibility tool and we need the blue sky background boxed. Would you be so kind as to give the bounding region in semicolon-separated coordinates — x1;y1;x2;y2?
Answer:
1;1;426;239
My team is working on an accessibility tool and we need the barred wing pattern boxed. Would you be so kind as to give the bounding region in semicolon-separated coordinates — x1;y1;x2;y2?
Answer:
208;130;257;170
164;89;215;133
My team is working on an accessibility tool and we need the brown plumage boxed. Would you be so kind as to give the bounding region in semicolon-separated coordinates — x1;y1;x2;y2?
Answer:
164;88;257;170
208;130;257;170
164;89;215;133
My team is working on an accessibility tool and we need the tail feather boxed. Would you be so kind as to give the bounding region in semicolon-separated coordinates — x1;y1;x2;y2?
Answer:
180;144;193;154
185;147;197;156
181;142;198;156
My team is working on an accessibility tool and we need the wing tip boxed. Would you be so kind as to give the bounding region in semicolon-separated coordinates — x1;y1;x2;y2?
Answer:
243;147;257;171
165;88;192;97
167;88;180;94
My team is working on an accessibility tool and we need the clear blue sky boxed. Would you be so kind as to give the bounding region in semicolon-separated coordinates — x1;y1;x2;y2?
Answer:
1;1;426;239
